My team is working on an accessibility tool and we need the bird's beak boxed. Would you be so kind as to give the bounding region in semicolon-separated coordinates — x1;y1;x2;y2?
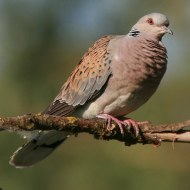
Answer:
164;26;173;35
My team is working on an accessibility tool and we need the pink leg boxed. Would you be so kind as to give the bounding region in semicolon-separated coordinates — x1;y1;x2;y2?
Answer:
123;118;139;136
97;114;139;137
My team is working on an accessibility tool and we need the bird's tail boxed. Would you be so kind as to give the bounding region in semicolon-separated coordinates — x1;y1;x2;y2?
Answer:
9;130;69;168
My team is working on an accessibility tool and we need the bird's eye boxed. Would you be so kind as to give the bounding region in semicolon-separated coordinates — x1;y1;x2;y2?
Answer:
147;18;154;25
164;22;169;27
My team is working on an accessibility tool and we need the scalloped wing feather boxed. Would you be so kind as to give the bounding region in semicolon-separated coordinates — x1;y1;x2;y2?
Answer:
45;35;114;116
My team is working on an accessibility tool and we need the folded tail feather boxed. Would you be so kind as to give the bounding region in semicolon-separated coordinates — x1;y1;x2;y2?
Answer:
10;101;75;168
10;130;70;168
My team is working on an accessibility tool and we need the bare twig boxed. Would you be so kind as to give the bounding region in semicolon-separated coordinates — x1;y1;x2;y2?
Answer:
0;113;190;146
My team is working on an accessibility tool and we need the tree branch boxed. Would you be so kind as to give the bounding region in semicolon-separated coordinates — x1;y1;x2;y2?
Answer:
0;113;190;146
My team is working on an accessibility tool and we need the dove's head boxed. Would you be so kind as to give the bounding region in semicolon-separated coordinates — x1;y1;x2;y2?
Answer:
133;13;173;40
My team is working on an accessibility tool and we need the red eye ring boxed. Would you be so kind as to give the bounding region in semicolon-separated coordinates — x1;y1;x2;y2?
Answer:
147;18;154;25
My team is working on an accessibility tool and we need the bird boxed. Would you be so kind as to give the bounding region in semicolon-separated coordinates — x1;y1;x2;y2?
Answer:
10;13;173;168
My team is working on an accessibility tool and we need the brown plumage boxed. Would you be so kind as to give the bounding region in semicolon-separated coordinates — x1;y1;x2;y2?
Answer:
10;13;173;168
45;35;114;115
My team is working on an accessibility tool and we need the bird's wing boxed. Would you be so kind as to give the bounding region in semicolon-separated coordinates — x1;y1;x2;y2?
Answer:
45;35;114;116
11;36;114;167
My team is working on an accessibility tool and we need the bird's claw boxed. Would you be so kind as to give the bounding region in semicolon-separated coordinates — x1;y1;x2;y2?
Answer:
97;114;139;137
123;118;139;137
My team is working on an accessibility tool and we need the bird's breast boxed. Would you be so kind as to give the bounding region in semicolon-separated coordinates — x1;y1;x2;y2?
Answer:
75;37;168;118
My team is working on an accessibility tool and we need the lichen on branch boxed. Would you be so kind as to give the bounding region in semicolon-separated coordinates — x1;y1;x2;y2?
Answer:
0;113;190;146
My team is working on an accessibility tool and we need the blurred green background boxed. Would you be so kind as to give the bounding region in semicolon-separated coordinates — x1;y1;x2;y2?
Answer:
0;0;190;189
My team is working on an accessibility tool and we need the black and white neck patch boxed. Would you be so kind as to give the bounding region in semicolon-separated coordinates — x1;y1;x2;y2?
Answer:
128;28;140;37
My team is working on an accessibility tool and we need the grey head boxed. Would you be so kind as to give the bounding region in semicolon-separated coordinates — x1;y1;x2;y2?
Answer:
132;13;173;40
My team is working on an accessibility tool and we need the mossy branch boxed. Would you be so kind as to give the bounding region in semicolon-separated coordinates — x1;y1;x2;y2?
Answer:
1;113;190;146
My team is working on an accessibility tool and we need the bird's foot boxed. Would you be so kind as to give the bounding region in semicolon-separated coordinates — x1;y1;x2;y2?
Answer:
97;114;139;137
122;118;139;137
